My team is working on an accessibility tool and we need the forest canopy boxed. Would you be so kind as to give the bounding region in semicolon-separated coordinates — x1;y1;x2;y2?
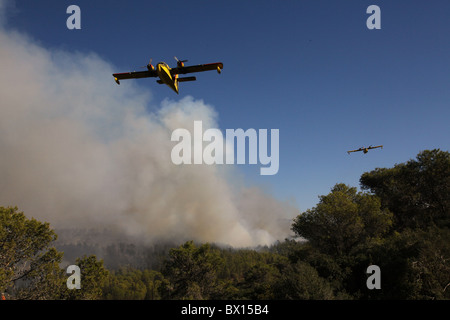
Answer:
1;149;449;300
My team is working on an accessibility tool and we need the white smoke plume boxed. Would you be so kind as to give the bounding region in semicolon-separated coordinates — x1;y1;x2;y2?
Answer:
0;5;298;247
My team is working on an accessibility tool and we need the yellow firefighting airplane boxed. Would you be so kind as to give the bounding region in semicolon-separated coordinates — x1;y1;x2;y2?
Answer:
113;57;223;94
347;145;383;155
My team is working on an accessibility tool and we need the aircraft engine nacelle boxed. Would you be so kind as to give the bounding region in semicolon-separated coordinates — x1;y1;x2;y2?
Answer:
175;57;187;68
217;66;221;74
115;77;120;85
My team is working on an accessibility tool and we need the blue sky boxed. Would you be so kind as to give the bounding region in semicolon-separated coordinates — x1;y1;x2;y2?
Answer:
4;0;450;212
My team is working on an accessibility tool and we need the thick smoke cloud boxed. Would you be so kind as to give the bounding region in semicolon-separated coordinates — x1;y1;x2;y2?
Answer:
0;5;297;247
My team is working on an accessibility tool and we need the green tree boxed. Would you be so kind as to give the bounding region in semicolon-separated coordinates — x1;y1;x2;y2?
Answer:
160;241;224;299
292;184;393;257
142;269;165;300
357;149;450;300
103;268;164;300
238;262;281;299
275;241;352;298
363;227;450;300
0;206;64;299
273;261;335;300
410;227;450;299
61;255;109;300
103;268;147;300
360;149;450;230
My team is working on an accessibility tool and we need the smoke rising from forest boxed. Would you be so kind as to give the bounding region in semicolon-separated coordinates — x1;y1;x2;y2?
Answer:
0;5;297;247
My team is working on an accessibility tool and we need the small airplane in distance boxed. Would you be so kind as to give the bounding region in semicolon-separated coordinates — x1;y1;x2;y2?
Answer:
112;57;223;94
347;145;383;155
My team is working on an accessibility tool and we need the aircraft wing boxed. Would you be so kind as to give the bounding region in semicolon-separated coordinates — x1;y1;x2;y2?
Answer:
112;70;157;84
170;62;223;75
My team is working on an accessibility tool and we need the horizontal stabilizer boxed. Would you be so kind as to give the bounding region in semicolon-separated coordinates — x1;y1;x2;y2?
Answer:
177;76;197;82
156;77;197;84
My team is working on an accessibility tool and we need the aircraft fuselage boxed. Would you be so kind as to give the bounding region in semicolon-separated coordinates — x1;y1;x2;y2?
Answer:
157;62;179;94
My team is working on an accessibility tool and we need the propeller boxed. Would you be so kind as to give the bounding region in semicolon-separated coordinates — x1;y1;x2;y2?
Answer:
174;56;188;67
136;58;154;70
174;56;188;63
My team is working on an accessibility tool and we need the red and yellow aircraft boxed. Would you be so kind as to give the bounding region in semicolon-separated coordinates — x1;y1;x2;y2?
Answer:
113;57;223;94
347;145;383;155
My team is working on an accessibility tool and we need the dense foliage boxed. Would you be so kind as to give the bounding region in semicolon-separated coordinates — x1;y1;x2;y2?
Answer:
1;149;448;299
